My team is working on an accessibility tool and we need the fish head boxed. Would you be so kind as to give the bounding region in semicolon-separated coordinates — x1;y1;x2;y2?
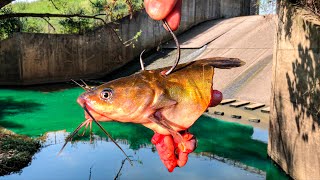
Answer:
77;76;155;122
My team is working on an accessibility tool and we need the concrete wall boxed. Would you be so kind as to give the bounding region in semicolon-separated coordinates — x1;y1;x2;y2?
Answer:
0;0;256;85
0;38;21;82
268;1;320;180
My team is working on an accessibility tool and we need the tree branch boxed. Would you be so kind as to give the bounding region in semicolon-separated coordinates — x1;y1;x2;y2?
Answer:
0;12;123;43
0;0;14;10
41;17;56;32
48;0;60;11
0;12;106;20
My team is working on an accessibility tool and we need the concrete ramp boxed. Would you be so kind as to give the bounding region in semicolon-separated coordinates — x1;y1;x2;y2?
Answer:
114;15;275;105
163;16;248;49
163;15;275;105
201;16;275;105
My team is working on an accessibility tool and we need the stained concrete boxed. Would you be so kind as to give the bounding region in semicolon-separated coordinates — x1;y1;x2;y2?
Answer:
118;15;275;131
164;15;275;105
198;16;275;106
268;2;320;179
0;0;257;85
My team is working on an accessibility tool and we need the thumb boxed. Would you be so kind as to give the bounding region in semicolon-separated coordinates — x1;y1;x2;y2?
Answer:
208;89;223;107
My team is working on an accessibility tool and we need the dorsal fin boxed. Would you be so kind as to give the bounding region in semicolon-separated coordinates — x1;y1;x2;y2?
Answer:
197;57;245;69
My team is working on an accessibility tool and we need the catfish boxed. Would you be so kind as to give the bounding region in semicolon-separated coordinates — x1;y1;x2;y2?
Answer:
62;57;244;171
77;58;244;138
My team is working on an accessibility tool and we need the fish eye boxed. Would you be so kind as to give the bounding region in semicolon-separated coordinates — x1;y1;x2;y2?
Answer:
100;88;113;100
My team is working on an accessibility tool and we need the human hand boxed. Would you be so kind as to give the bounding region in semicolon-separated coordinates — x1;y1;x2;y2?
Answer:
151;131;196;172
144;0;182;31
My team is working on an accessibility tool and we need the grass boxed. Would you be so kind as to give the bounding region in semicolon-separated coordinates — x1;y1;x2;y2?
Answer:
0;128;41;176
4;0;143;34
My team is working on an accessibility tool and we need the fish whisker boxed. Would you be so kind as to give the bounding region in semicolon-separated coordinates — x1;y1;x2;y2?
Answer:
90;121;93;143
71;79;89;91
58;120;89;156
80;79;91;90
80;120;91;136
83;105;133;166
162;20;181;76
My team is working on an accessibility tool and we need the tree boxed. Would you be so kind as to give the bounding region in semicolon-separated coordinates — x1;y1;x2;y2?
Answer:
0;0;142;39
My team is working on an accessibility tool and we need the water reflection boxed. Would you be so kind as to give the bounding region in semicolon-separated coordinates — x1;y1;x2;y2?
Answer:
0;87;287;179
1;115;287;180
0;131;262;180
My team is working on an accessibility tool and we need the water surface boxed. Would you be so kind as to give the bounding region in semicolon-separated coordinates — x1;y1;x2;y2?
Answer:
0;86;288;179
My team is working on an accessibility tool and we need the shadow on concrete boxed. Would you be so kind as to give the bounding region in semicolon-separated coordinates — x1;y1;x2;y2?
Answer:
0;97;42;129
282;3;320;138
100;49;173;82
271;93;295;175
271;1;320;176
286;43;320;135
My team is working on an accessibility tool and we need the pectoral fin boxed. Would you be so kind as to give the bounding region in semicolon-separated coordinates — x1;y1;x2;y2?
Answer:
148;91;183;143
150;94;177;110
148;115;183;143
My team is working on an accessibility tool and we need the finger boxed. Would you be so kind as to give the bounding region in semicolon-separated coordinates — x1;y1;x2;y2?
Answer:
151;133;178;172
208;89;223;107
144;0;178;20
177;152;188;167
163;0;182;31
176;132;197;167
176;132;197;153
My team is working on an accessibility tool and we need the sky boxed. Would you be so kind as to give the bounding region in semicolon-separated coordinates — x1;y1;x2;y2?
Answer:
259;0;276;15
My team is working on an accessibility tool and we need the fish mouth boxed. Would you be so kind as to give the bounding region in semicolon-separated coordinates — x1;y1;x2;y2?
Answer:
84;105;111;121
77;97;111;121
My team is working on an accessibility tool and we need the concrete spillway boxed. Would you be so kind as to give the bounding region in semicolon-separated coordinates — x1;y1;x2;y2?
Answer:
156;15;275;105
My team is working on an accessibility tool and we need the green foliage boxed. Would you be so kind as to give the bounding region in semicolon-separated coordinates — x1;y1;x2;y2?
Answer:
90;0;108;14
0;7;21;40
59;17;92;34
3;0;144;36
90;0;143;20
59;9;93;34
20;18;43;33
123;29;142;48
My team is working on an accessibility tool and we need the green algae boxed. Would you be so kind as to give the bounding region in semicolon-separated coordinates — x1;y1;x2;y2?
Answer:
190;115;288;179
0;86;288;179
0;88;84;137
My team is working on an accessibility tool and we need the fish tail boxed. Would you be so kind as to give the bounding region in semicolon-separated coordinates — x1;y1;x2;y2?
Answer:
197;57;245;69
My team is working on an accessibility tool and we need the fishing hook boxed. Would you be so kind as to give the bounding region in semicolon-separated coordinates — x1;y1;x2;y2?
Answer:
138;21;181;75
140;49;146;71
162;20;181;76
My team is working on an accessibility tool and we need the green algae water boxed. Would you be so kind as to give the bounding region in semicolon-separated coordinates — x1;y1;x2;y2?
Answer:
0;86;288;180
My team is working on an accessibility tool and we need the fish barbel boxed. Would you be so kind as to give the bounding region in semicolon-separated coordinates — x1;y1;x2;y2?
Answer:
77;58;245;136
